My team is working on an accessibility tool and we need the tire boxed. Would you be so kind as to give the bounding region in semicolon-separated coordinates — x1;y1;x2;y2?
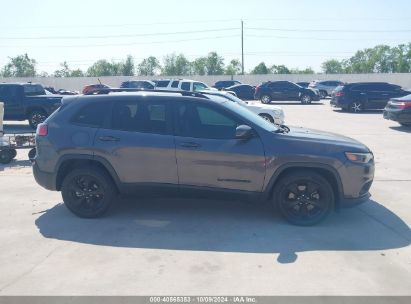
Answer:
272;171;334;226
61;167;116;218
349;101;363;113
261;94;271;104
0;150;14;164
319;90;327;99
300;94;312;104
9;149;17;159
28;148;36;161
258;113;274;123
28;110;48;129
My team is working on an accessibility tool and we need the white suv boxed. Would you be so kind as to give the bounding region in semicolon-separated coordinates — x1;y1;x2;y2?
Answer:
201;90;285;125
154;79;216;92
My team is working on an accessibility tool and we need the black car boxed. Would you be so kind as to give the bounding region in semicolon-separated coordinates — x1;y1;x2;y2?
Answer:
224;84;255;100
296;82;310;88
120;80;155;89
254;81;320;104
331;82;410;113
383;94;411;126
213;80;242;90
0;83;62;128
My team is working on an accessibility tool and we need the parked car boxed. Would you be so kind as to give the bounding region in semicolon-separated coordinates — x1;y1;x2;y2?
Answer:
254;81;321;104
33;90;374;226
296;82;310;88
82;83;110;95
213;80;242;90
45;87;78;95
309;80;344;98
0;83;62;128
383;94;411;126
224;84;255;100
120;80;155;90
154;79;216;92
331;82;410;113
200;90;284;124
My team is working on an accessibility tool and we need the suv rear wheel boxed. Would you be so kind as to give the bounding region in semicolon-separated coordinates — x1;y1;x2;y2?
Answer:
261;94;271;104
272;171;334;226
28;110;47;129
349;101;363;113
61;167;116;218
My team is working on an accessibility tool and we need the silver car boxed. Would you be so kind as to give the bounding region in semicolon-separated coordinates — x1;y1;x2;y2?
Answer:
309;80;344;98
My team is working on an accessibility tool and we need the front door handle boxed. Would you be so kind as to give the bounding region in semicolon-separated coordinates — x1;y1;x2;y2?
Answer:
98;136;120;142
180;142;201;148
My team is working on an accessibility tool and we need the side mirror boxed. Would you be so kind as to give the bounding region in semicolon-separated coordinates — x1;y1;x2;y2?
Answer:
235;125;255;139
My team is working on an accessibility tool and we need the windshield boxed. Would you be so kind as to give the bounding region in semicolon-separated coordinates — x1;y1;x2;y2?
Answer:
209;95;279;132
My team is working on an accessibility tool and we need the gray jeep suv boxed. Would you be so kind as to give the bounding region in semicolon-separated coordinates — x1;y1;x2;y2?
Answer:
33;91;374;225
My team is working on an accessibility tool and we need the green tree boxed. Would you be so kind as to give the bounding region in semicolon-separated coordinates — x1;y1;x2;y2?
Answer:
162;53;191;76
54;62;71;77
251;62;269;74
290;67;315;74
121;55;135;76
137;56;160;76
70;69;85;77
192;57;207;75
270;64;290;74
1;53;36;77
205;52;224;75
321;59;343;74
225;59;242;75
87;59;118;76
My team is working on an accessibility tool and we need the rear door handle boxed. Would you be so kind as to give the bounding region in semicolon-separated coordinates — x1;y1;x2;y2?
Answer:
98;136;120;142
180;142;201;148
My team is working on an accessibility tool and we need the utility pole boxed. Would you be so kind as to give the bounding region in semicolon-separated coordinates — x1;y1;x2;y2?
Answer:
241;20;244;75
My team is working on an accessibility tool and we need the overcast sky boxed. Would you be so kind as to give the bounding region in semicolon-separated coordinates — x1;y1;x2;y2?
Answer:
1;0;410;74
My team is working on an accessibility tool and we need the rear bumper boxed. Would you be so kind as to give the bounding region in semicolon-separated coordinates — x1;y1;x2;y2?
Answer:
33;161;57;191
383;109;411;124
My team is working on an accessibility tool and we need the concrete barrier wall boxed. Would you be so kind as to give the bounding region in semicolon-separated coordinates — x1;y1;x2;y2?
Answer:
1;73;411;91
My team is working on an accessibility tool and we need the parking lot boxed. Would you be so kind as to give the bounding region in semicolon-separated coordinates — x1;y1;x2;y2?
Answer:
0;99;410;295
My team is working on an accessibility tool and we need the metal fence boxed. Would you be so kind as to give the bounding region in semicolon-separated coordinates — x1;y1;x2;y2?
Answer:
2;73;411;91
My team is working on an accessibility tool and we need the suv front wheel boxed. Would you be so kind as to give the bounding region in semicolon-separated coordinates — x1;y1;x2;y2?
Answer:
28;110;48;129
300;94;312;104
61;167;116;218
272;171;334;226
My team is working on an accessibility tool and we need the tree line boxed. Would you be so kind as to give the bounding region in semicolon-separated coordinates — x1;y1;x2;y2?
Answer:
1;43;411;78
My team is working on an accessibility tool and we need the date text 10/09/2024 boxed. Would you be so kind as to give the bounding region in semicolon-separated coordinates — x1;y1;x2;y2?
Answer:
149;297;257;303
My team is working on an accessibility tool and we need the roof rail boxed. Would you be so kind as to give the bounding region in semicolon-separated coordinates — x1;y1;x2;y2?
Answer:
83;87;211;99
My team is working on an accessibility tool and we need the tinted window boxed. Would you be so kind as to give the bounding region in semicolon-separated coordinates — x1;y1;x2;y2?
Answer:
0;85;22;102
71;102;109;127
175;102;239;139
171;81;179;88
181;82;191;91
156;80;170;88
23;84;45;96
111;100;169;135
193;82;208;91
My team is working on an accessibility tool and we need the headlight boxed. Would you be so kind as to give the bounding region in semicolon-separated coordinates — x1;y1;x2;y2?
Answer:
345;152;373;163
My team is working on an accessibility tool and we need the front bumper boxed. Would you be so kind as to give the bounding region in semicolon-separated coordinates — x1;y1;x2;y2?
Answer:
339;193;371;208
33;161;57;191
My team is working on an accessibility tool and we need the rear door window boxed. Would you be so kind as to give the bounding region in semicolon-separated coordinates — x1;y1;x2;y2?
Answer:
71;101;111;127
171;81;179;88
181;82;191;91
111;100;171;135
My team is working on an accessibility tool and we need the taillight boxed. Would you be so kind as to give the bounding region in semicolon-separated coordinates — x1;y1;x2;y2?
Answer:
335;91;344;97
390;101;411;109
37;123;48;136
